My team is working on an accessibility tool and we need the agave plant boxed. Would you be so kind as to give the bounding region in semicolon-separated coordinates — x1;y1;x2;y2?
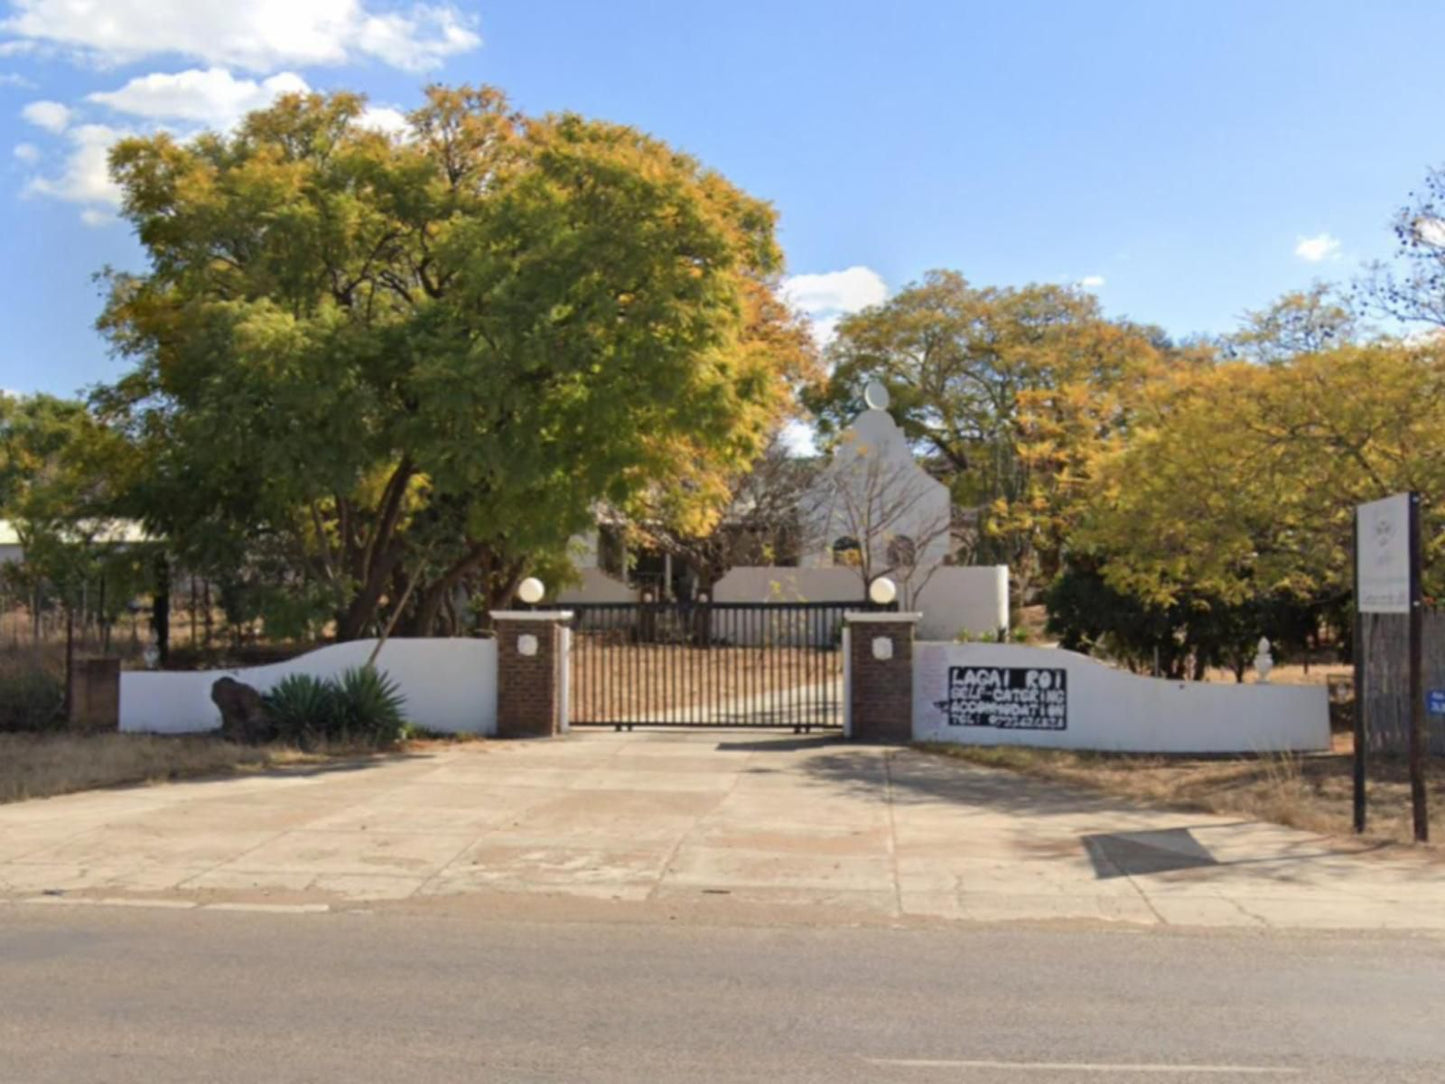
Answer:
331;666;407;744
262;673;337;749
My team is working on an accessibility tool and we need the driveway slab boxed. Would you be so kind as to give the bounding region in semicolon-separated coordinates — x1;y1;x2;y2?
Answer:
0;731;1442;930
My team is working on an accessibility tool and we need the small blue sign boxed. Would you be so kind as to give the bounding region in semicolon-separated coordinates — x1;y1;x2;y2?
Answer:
1428;690;1445;716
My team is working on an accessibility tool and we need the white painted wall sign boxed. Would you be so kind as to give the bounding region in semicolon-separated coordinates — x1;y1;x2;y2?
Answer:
1357;493;1412;614
942;665;1067;730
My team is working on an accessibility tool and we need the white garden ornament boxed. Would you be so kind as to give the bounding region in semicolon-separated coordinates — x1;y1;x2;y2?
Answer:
1254;637;1273;683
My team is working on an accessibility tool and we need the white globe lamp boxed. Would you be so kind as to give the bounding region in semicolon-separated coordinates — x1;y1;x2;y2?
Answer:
517;577;546;606
868;576;897;606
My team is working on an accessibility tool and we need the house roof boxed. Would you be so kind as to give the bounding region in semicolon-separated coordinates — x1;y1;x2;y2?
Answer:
0;518;152;548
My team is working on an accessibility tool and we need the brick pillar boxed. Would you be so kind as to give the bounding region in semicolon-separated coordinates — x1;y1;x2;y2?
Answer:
68;657;120;731
491;611;572;738
844;613;919;742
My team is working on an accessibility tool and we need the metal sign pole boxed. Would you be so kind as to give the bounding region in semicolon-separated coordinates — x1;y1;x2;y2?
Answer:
1408;492;1429;843
1353;512;1367;833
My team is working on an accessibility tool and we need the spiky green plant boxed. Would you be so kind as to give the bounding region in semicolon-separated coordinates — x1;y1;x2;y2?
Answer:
332;666;407;744
262;673;337;748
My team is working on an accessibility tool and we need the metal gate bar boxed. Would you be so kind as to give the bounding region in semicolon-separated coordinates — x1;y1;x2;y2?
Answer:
567;600;883;731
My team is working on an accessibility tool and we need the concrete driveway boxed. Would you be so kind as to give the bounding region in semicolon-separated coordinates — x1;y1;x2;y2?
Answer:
1;731;1442;930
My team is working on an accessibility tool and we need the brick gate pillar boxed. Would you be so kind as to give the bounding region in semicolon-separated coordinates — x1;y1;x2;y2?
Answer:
491;610;573;739
844;612;920;742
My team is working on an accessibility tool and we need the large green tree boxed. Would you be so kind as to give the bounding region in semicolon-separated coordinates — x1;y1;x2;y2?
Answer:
1074;343;1445;615
804;271;1169;596
97;87;809;639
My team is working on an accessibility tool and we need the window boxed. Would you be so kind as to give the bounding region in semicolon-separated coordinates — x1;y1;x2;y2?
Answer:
886;534;916;568
597;525;626;577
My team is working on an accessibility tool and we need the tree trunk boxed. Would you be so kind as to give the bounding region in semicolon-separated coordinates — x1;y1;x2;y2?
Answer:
336;543;407;641
151;553;171;667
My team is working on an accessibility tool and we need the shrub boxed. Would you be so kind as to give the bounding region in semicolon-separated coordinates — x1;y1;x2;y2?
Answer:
262;667;407;747
331;667;407;745
263;673;338;748
0;660;66;733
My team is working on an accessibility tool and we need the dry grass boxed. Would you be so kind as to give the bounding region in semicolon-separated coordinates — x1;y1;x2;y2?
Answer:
918;741;1445;849
0;732;403;806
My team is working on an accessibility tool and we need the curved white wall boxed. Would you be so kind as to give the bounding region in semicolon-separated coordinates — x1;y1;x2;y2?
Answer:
120;638;498;736
913;642;1329;754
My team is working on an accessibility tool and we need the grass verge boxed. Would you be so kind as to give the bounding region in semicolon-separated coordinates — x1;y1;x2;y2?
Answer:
0;732;411;805
916;742;1445;849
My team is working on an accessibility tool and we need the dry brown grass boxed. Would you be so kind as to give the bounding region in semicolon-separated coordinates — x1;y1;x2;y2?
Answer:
918;741;1445;849
0;732;401;805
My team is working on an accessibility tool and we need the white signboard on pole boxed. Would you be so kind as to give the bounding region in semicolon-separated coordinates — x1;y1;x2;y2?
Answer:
1356;493;1412;613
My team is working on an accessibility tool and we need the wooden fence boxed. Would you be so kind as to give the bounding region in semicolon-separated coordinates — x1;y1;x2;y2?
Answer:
1360;610;1445;755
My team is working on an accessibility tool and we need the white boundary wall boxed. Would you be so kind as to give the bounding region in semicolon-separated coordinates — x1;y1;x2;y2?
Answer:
913;642;1329;753
915;566;1009;641
556;568;637;604
120;638;498;736
712;566;1007;644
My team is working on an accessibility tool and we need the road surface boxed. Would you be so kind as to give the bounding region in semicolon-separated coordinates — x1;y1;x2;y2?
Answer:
2;903;1441;1082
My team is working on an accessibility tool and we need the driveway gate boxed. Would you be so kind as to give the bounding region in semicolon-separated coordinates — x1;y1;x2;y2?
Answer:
567;600;886;731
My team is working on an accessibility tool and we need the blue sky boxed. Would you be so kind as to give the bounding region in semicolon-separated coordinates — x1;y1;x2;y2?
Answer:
1;0;1442;398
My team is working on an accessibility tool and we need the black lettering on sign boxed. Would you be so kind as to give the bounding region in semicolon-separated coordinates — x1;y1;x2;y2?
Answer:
941;666;1068;730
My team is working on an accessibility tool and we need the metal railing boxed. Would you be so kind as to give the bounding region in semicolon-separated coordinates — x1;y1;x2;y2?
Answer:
567;599;892;730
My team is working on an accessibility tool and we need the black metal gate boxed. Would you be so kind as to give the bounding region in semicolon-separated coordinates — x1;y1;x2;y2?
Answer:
567;600;881;731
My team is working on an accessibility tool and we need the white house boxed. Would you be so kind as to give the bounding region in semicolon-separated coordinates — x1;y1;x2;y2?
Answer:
558;384;1010;641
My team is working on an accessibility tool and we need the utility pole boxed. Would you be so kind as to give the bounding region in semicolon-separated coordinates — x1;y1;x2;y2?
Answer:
1352;513;1367;833
1408;493;1429;843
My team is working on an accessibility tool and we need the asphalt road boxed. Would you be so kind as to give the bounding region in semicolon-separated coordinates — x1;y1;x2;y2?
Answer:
1;905;1442;1083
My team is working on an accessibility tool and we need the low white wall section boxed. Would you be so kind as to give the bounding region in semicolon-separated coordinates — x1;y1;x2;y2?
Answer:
710;567;859;646
711;566;864;604
120;638;498;736
556;568;636;604
711;566;1008;644
914;566;1008;640
913;642;1329;753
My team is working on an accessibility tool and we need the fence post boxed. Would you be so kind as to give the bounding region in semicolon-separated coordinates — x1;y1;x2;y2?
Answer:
68;656;120;731
490;610;573;738
844;611;920;742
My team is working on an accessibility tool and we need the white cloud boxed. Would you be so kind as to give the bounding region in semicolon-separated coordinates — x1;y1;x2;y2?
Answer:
20;96;68;131
1;0;480;73
1412;217;1445;249
781;265;888;348
779;419;818;457
25;122;125;211
356;104;409;137
1078;274;1105;289
89;67;309;127
0;71;36;87
78;206;112;226
1294;233;1341;263
782;266;888;316
12;140;38;163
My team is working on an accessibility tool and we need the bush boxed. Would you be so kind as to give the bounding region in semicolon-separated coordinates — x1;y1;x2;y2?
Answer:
262;666;407;747
0;661;65;733
263;673;337;748
332;666;407;744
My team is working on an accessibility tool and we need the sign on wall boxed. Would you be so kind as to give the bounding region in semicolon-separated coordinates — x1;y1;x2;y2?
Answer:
1356;493;1412;614
942;666;1067;730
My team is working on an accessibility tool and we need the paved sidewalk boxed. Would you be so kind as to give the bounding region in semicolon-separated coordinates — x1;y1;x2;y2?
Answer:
1;730;1442;929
